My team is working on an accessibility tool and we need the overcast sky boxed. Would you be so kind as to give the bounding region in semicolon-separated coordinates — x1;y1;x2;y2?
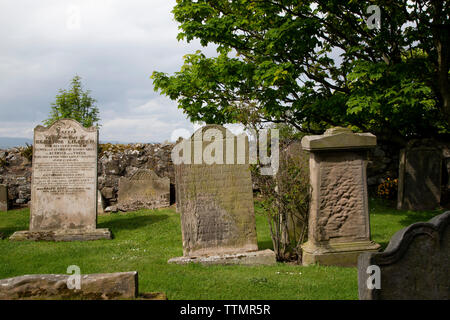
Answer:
0;0;233;143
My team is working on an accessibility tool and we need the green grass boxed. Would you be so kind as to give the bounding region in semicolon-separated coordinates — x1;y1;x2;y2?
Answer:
0;199;445;300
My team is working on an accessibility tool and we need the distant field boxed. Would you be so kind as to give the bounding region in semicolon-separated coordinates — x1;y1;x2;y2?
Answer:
0;199;444;299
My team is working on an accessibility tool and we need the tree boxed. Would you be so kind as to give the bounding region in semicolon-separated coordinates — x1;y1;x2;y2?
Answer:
152;0;450;143
44;75;100;128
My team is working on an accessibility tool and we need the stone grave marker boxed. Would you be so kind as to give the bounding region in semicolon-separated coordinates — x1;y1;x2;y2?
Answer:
117;169;170;211
358;211;449;300
0;184;8;211
397;140;442;211
0;271;167;300
169;124;275;265
10;119;111;241
301;127;380;266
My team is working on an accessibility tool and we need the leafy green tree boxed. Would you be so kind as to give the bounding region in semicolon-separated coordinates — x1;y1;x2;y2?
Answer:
44;75;100;128
152;0;450;143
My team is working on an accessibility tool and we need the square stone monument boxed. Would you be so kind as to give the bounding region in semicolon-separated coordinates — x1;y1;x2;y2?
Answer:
168;125;275;265
0;184;8;212
117;169;170;211
10;119;111;241
301;127;380;266
397;140;442;211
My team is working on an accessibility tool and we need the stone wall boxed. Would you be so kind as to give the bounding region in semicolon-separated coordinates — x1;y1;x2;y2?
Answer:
366;141;450;202
366;143;400;190
1;140;449;209
0;148;32;206
0;143;175;209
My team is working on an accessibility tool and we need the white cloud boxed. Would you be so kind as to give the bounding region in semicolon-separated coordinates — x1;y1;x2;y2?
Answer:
0;0;218;142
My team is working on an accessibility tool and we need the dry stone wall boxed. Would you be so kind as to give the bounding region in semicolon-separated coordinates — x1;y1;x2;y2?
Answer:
0;140;449;209
0;142;175;209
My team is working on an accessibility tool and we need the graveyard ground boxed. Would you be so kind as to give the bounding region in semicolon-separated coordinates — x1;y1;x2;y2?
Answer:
0;199;445;300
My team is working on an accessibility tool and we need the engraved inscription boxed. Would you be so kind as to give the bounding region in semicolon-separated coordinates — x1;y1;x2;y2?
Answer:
175;126;258;256
30;120;97;231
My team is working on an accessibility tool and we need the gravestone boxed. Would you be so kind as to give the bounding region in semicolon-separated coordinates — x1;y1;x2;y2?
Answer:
358;211;449;300
0;271;167;300
301;127;380;266
397;140;442;211
0;184;8;211
117;169;170;211
169;125;275;265
10;119;111;241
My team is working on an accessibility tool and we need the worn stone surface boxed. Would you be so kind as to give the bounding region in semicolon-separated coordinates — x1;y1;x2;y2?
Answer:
174;125;258;257
168;249;276;265
117;169;170;211
397;140;442;211
10;119;111;241
0;271;138;300
302;127;376;151
358;211;449;300
9;228;111;241
97;143;175;207
301;128;380;266
0;184;8;211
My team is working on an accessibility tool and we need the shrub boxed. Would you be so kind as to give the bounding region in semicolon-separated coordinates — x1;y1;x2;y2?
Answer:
253;125;310;262
377;177;398;200
19;143;33;161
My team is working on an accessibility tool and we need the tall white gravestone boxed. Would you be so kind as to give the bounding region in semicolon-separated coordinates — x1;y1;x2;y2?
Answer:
10;119;111;241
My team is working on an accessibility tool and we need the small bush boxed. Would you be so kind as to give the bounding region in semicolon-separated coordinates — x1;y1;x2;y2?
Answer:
252;125;310;262
377;177;398;200
19;143;33;161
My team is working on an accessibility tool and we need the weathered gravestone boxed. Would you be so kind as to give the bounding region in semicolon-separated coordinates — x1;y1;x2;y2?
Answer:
169;125;275;265
0;184;8;211
301;127;380;266
358;211;449;300
397;140;442;211
117;169;170;211
10;119;111;241
0;271;167;300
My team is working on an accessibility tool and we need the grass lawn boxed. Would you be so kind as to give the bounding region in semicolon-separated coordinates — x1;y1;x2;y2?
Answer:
0;199;445;300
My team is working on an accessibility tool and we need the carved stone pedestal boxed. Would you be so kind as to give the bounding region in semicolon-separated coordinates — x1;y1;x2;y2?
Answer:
301;127;380;266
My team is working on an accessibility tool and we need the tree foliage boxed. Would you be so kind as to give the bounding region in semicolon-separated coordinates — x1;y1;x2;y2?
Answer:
44;75;100;128
152;0;450;142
